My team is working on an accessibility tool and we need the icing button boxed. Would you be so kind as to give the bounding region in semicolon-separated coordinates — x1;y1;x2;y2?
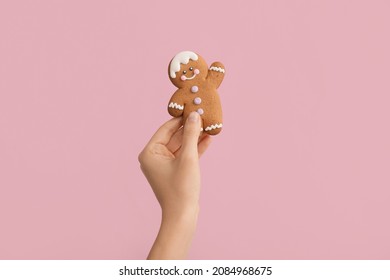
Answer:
197;108;204;115
191;85;198;93
194;97;202;105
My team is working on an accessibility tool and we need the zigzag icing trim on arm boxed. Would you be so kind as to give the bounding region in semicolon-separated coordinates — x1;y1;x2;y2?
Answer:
209;66;225;73
168;102;184;110
204;123;223;131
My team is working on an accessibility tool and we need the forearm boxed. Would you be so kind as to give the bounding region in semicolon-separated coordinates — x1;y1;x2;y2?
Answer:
147;205;199;260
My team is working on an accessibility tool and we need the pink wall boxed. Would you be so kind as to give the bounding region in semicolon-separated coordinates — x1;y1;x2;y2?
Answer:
1;0;389;259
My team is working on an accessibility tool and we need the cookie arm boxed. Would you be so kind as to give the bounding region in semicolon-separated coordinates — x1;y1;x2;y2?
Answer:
207;62;225;89
167;90;185;117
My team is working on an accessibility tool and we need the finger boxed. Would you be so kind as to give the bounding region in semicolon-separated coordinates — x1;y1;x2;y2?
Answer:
173;130;207;157
148;117;182;146
180;112;201;158
197;132;208;144
198;135;212;158
166;127;184;154
172;131;205;158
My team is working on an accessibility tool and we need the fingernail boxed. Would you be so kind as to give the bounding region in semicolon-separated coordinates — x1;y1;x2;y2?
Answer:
188;111;199;122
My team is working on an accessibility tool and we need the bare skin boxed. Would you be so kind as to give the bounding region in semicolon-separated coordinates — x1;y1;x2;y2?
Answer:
138;112;212;259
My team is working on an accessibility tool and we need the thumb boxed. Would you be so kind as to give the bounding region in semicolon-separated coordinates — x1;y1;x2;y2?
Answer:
181;111;201;158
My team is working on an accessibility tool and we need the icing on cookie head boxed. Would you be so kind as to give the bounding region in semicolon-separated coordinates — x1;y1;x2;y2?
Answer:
169;51;208;88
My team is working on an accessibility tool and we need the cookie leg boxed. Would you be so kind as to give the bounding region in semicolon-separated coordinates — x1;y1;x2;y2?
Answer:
203;120;223;135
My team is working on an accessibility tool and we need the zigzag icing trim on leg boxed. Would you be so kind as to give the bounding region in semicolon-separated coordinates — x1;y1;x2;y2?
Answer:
204;123;223;131
209;66;225;73
168;102;184;110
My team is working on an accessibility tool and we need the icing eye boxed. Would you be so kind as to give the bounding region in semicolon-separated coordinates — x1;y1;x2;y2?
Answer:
189;67;193;71
183;70;187;74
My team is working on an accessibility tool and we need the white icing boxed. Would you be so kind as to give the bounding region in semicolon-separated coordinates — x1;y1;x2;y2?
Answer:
209;66;225;73
170;51;198;78
182;72;198;80
168;102;184;110
204;123;223;131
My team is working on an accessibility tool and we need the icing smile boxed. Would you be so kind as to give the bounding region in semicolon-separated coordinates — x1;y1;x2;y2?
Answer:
181;69;200;81
181;73;196;81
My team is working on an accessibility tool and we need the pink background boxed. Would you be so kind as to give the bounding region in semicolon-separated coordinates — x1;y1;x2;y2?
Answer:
1;0;389;259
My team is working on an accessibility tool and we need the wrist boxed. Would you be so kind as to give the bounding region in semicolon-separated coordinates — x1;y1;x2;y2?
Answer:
162;203;199;225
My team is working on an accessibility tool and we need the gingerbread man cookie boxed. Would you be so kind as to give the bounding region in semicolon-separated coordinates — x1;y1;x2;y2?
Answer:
167;51;225;135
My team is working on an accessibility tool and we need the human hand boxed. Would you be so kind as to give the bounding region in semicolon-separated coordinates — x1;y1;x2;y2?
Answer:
138;111;212;259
